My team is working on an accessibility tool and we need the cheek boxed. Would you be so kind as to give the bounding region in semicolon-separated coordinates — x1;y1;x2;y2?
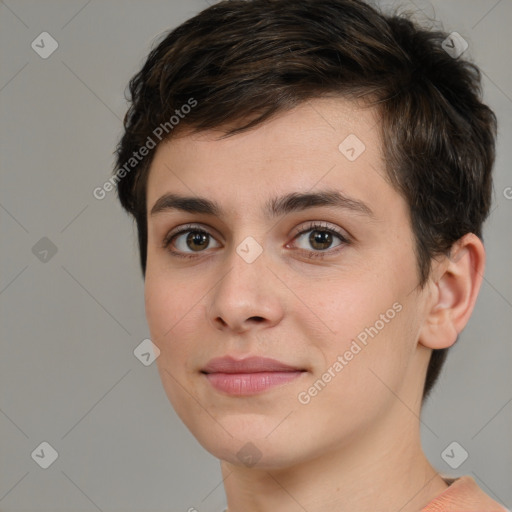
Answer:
297;270;397;340
144;272;205;412
296;302;414;431
144;273;174;340
297;272;413;389
144;269;203;356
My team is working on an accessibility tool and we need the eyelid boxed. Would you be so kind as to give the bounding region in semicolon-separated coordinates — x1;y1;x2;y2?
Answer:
162;222;221;249
290;220;349;240
162;220;351;258
286;220;350;255
163;221;348;244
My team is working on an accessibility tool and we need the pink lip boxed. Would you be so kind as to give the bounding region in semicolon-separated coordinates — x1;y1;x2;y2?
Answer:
202;355;302;373
201;356;306;396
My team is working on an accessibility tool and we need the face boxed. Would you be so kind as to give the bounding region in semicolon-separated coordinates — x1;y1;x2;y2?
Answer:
144;98;432;469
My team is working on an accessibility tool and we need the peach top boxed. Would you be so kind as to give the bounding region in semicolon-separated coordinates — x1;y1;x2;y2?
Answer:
421;475;509;511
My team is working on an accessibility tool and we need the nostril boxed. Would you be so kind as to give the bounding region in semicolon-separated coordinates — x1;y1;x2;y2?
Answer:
216;317;228;327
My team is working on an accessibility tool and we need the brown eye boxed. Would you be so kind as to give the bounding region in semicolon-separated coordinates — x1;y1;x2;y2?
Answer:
294;226;346;252
186;231;210;251
309;229;334;250
164;225;221;257
290;222;350;259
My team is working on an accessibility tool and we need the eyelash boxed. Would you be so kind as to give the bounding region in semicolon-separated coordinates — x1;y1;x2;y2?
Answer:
162;222;350;260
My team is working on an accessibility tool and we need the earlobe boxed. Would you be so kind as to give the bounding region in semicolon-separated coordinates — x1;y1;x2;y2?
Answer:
419;233;486;350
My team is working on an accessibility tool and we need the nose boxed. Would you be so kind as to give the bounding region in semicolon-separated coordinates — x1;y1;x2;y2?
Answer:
206;243;285;334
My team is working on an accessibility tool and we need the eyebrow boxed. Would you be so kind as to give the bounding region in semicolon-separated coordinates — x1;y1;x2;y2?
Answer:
149;189;374;219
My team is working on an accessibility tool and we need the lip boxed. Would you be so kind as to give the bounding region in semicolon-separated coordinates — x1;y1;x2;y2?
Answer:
202;355;303;374
201;356;306;396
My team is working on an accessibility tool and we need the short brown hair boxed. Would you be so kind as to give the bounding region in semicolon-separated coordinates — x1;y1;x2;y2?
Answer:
113;0;497;402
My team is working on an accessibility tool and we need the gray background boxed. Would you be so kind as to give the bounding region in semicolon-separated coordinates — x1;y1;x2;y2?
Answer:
0;1;511;511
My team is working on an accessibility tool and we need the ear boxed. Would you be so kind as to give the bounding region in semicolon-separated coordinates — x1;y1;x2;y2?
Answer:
419;233;486;350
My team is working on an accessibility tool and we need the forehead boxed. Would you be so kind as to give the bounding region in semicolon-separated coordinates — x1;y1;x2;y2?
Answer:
145;97;393;219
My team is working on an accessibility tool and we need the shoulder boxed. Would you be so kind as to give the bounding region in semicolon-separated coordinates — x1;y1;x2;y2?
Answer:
421;475;509;512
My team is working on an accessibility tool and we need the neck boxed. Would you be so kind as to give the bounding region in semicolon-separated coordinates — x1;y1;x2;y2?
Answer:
221;408;448;512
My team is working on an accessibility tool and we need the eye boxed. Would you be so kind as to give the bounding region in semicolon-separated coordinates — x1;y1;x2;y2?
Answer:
162;221;350;260
163;224;221;258
290;222;349;258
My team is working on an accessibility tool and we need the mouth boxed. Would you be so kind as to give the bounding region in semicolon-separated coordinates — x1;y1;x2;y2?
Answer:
201;356;307;396
202;371;306;395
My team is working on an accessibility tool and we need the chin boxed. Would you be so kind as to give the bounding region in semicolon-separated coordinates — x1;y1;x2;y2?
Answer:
189;421;314;471
207;440;309;471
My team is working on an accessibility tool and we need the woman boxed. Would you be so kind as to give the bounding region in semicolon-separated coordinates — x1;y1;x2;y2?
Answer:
113;1;507;510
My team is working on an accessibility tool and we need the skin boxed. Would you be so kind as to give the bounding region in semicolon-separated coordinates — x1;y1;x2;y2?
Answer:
144;97;485;512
